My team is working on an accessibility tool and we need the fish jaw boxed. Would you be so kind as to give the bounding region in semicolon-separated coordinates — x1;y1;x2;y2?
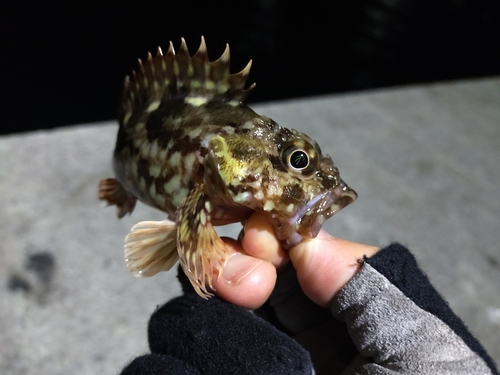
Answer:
275;180;357;249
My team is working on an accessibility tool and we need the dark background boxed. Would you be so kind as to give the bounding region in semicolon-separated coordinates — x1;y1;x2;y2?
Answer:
2;0;499;135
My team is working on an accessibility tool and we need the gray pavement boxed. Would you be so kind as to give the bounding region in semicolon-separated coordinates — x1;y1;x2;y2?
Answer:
1;77;499;374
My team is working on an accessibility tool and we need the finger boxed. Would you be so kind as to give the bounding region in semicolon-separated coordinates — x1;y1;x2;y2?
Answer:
212;237;277;309
289;231;379;308
241;212;289;268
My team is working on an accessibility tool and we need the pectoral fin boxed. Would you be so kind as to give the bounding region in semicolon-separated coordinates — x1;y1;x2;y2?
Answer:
177;183;229;298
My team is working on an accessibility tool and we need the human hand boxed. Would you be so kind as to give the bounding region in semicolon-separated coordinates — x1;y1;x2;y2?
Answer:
120;214;378;375
212;212;379;309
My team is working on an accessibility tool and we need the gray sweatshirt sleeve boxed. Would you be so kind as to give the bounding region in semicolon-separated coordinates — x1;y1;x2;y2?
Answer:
331;263;493;375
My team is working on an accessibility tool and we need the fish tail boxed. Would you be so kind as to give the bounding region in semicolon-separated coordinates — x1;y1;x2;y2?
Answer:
98;178;137;218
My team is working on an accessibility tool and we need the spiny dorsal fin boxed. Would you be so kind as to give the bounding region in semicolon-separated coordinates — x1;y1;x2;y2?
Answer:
120;36;256;126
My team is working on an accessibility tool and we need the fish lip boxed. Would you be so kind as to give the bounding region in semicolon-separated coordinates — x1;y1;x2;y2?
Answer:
312;180;357;234
283;180;357;248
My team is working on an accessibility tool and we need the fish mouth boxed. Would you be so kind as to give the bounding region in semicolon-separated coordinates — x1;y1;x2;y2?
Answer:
283;180;357;248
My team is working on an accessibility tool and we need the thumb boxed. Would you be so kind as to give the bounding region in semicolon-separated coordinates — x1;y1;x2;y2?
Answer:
289;231;379;307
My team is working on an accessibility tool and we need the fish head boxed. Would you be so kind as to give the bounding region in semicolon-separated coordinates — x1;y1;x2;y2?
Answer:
265;128;357;248
203;119;357;249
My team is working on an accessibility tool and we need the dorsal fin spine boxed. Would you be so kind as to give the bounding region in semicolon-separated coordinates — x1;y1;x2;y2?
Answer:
120;37;256;126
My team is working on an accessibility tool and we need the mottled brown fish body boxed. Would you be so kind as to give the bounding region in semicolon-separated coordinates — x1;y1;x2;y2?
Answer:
114;99;260;215
99;37;357;298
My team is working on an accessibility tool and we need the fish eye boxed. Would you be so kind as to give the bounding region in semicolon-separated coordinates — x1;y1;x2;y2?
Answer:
289;150;309;170
281;142;318;176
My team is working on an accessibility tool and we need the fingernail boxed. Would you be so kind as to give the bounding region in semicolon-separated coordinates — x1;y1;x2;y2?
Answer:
222;253;262;285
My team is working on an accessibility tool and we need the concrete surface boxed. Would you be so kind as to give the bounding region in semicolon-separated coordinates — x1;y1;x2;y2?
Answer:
1;77;499;374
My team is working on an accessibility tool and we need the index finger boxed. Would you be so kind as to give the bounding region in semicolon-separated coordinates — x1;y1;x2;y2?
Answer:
240;212;289;268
